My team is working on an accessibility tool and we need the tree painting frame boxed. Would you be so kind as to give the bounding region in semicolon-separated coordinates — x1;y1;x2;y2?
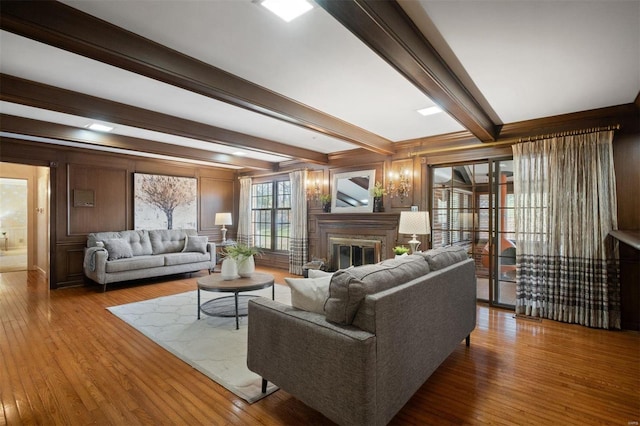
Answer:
134;173;197;230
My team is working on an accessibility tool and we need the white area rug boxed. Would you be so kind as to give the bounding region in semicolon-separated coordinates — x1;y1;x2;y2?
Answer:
107;284;291;403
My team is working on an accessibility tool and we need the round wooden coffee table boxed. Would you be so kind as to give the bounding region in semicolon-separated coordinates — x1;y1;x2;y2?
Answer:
196;272;275;329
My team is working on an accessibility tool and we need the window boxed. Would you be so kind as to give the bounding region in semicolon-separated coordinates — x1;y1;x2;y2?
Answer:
251;180;291;251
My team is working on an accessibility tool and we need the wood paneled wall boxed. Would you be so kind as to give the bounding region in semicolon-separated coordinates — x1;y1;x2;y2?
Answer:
2;121;638;328
1;138;237;288
613;129;640;330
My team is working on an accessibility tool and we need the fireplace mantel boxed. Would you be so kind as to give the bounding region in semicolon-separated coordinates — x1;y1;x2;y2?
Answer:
314;213;400;268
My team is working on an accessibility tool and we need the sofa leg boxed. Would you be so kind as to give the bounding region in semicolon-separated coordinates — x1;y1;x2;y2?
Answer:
261;378;267;393
465;335;471;347
103;284;107;293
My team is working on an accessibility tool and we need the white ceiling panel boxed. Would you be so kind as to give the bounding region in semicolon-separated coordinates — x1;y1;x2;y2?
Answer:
414;0;640;123
0;31;355;155
61;0;465;141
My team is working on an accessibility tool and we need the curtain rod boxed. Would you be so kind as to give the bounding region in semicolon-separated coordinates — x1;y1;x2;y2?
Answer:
238;168;308;179
409;124;620;157
516;124;620;143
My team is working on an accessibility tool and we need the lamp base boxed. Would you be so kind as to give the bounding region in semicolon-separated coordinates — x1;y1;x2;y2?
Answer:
408;235;421;254
221;226;227;243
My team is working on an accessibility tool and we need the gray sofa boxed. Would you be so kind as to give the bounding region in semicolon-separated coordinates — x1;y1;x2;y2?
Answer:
83;229;215;291
247;246;476;426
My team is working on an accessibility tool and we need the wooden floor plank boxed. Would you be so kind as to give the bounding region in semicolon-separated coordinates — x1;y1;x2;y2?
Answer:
1;268;638;425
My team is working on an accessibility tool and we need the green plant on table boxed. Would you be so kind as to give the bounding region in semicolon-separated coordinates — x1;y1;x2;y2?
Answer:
319;193;331;204
223;244;262;262
393;246;410;255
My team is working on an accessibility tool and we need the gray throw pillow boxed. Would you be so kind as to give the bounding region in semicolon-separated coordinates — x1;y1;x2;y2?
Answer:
417;246;468;271
103;238;133;261
182;235;208;254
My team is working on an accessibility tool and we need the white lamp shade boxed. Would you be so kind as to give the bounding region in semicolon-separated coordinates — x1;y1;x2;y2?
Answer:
398;211;430;235
214;212;232;226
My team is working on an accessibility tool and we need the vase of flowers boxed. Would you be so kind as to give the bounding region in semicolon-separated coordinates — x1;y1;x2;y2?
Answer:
370;181;386;212
223;244;262;278
220;257;238;280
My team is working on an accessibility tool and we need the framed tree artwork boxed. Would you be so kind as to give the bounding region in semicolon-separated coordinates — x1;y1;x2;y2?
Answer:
134;173;197;230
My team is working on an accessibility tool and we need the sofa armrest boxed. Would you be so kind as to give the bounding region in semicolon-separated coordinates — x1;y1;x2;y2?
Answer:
83;247;108;284
206;242;216;265
247;298;377;426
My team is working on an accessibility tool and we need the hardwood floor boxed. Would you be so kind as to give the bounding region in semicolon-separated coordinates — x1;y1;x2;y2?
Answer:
1;268;638;425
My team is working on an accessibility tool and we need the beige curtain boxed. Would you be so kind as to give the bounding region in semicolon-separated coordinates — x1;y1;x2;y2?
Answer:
288;170;308;275
237;177;253;247
513;130;620;329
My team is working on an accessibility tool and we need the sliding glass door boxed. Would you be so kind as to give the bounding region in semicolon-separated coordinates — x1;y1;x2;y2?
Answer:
430;159;514;308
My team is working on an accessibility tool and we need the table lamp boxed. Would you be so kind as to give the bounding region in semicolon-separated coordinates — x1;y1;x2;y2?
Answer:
398;211;430;254
214;212;232;242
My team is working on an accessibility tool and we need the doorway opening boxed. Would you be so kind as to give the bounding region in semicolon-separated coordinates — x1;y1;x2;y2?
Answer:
0;162;50;276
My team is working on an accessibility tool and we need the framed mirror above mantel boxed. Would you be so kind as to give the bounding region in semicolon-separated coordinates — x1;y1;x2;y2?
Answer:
330;169;376;213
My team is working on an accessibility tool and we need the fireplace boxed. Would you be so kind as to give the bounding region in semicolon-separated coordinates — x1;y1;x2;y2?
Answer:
312;213;400;272
329;237;382;270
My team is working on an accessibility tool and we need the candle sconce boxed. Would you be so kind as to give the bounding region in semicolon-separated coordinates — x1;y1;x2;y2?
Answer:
387;169;411;201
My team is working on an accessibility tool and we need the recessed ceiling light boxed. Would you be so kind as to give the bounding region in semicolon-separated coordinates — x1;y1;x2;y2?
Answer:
233;152;247;156
416;106;443;117
261;0;313;22
85;123;114;132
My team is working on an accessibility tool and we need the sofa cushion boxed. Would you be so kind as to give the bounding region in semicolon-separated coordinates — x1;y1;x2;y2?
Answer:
149;229;197;254
417;246;468;271
118;230;153;256
324;255;430;325
284;275;331;314
103;238;133;261
182;234;208;254
164;251;210;266
105;255;165;273
88;230;152;256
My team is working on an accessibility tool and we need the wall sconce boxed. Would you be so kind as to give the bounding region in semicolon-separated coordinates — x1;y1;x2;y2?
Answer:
214;212;232;242
307;179;321;201
387;169;411;201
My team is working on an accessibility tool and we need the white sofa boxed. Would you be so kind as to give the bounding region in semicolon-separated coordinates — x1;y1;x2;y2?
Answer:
83;229;215;291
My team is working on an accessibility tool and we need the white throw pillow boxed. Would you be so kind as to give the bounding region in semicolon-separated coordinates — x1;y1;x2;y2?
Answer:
307;269;333;279
284;275;332;315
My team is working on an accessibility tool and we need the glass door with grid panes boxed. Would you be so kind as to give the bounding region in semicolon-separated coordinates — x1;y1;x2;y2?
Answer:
430;159;514;308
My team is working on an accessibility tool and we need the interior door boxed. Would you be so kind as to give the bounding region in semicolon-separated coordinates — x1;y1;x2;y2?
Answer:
430;159;515;308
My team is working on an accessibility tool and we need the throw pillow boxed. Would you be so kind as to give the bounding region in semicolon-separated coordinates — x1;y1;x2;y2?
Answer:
417;246;468;271
103;238;133;261
182;235;208;254
307;269;333;279
284;275;332;315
